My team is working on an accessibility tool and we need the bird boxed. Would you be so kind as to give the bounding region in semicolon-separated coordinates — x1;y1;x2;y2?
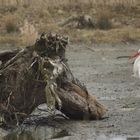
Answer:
130;49;140;78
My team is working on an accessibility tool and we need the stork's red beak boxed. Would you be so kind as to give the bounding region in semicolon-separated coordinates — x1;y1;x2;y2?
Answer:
129;51;140;59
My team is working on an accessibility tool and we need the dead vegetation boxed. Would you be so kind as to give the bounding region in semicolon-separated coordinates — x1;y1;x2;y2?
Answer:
0;0;140;44
3;14;19;33
0;33;107;126
59;15;95;29
20;20;38;46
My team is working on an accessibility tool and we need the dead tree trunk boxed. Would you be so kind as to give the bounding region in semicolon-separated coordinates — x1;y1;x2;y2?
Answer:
0;33;107;125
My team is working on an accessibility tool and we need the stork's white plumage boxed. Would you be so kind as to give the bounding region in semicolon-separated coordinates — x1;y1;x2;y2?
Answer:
130;49;140;78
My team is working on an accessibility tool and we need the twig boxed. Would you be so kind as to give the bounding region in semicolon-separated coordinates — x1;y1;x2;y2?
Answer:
6;92;13;109
116;56;130;59
85;46;95;52
0;49;25;73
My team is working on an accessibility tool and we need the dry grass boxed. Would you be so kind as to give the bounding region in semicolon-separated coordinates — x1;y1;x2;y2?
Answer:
0;0;140;45
73;27;140;43
0;35;18;44
0;26;139;46
20;20;38;46
0;0;138;8
96;8;112;30
3;14;18;33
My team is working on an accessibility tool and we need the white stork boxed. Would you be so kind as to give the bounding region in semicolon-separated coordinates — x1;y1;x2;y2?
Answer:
130;49;140;78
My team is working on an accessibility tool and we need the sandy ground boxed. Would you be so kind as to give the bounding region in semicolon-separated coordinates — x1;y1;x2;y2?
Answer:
0;43;140;140
66;43;140;136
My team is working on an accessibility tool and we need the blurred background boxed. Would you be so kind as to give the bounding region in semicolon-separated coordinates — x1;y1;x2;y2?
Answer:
0;0;140;46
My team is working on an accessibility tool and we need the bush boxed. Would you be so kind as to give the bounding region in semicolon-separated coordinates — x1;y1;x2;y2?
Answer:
4;15;18;33
97;8;112;30
97;18;112;30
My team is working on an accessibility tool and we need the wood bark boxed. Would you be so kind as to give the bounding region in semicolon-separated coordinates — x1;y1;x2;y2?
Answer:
0;33;107;125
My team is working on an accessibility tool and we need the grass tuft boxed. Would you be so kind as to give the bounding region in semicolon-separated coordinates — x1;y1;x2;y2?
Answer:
3;14;18;33
20;20;38;46
96;8;112;30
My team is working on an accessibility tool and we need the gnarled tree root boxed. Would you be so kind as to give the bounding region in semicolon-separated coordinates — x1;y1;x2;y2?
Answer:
0;33;107;125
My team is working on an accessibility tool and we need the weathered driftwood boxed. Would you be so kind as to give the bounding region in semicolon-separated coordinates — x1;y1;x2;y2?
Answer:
0;33;107;125
0;49;20;64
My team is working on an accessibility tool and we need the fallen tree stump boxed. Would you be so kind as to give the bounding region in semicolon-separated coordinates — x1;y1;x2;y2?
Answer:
0;49;20;65
0;33;107;125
